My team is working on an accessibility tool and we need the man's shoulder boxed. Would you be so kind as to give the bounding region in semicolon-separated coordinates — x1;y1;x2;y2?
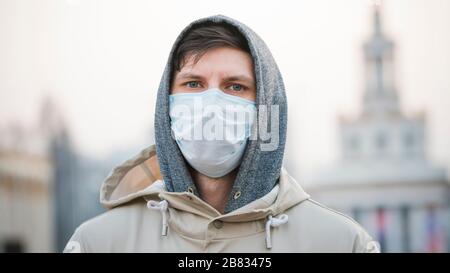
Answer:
286;199;379;252
64;200;148;252
86;200;145;227
291;199;363;230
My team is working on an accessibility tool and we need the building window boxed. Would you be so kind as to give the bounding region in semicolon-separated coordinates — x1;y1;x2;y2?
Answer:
403;131;415;149
347;135;360;153
375;131;388;153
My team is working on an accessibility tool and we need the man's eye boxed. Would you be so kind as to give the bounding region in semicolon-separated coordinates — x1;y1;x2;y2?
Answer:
186;81;200;88
229;84;244;91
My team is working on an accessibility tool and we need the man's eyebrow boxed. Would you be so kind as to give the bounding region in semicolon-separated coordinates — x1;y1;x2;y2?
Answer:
175;73;205;80
175;73;255;84
224;75;255;84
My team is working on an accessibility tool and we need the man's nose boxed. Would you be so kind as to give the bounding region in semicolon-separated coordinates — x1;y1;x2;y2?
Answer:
206;77;221;90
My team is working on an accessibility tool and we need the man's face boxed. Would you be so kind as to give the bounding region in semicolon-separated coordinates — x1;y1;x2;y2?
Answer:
171;47;256;102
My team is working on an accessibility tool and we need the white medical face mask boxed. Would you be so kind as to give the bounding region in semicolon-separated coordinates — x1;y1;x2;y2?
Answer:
169;88;257;178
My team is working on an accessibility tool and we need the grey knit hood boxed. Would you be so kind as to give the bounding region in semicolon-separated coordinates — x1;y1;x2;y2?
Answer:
154;15;287;213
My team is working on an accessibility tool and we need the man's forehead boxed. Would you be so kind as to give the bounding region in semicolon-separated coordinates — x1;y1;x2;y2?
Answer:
174;48;254;80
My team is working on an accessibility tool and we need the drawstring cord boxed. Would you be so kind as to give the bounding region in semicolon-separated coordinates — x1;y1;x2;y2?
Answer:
147;200;169;236
265;214;289;249
146;199;288;248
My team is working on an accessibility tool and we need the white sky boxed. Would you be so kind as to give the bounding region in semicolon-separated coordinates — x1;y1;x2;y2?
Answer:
1;0;449;182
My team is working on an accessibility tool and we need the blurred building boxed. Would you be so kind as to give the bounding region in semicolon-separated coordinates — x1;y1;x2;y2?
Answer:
0;123;55;252
308;6;450;252
41;97;105;252
0;97;107;252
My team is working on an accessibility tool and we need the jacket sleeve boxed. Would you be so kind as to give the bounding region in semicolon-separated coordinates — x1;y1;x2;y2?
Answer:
353;227;381;253
63;226;88;253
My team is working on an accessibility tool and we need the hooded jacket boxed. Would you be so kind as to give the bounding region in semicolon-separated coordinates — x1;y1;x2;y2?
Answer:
64;15;379;253
64;145;378;253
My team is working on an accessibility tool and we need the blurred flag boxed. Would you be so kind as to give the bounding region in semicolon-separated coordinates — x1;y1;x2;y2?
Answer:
426;205;443;253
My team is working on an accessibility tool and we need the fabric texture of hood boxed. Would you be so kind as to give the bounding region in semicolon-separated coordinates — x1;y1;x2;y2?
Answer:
154;14;288;213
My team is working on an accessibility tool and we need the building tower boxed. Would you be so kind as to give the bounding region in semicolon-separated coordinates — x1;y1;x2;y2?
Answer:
309;4;449;252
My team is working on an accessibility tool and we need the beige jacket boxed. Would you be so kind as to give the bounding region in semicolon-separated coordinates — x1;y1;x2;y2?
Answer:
64;145;379;253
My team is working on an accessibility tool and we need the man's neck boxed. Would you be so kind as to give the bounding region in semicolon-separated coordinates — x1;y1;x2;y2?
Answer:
190;168;237;214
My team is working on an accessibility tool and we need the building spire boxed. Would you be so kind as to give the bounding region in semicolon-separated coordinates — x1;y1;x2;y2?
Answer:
363;1;399;117
373;0;382;36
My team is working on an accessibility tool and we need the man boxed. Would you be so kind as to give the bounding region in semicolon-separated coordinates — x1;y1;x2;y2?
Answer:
64;15;379;253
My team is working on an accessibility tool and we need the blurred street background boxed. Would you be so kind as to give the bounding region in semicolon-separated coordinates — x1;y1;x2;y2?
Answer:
1;0;449;252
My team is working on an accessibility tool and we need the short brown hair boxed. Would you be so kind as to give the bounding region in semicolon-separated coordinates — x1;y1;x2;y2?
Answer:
172;22;250;72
